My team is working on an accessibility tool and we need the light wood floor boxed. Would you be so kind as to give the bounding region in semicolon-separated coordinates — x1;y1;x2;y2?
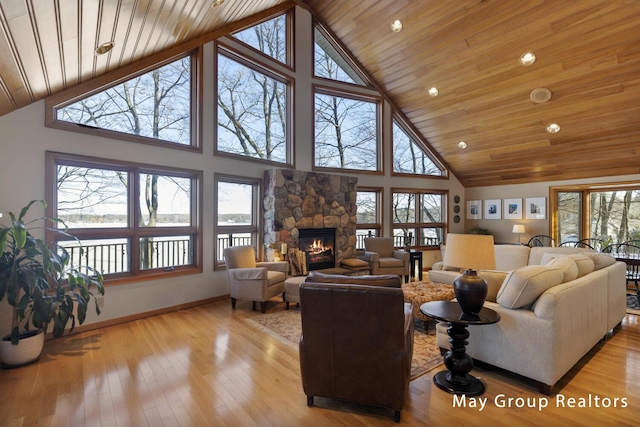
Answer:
1;299;639;426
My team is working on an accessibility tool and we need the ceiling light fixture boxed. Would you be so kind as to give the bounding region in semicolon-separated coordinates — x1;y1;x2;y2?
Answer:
520;52;536;66
458;141;468;149
546;123;561;133
94;41;114;55
390;19;403;32
428;87;439;97
211;0;224;7
530;87;552;104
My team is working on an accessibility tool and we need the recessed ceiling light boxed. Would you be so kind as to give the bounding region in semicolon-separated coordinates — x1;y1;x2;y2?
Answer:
458;141;468;149
546;123;561;133
390;19;403;32
520;52;536;66
428;87;439;97
94;41;114;55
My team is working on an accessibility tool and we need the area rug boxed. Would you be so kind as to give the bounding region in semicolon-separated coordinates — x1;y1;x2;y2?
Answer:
627;293;640;315
245;309;442;380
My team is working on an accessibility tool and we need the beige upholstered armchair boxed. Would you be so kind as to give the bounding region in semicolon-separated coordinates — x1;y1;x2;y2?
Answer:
224;245;288;313
363;237;410;282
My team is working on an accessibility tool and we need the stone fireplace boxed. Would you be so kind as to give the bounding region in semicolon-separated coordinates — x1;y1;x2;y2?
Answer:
263;169;357;268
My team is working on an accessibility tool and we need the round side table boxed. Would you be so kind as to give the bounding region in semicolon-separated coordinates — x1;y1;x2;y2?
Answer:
420;300;500;396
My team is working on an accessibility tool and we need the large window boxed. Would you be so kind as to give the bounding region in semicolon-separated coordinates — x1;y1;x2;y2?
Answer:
216;47;291;165
51;54;197;149
46;152;201;283
392;117;445;177
392;189;446;249
356;188;382;249
553;184;640;246
215;175;260;267
314;89;380;172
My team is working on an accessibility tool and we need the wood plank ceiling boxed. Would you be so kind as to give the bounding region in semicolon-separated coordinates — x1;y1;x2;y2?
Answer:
1;0;639;187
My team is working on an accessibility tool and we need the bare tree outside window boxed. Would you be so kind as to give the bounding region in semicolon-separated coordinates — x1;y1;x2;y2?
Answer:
590;190;640;243
57;57;192;146
216;53;288;163
233;14;286;64
393;119;443;176
314;27;366;85
314;92;378;171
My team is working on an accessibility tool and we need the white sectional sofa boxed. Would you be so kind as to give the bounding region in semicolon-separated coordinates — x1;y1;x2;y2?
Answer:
429;244;627;394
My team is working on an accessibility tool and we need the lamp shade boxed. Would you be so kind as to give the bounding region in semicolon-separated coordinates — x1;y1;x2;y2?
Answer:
442;234;496;271
512;224;525;234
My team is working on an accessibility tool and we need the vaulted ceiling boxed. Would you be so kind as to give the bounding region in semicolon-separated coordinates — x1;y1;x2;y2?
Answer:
1;0;639;187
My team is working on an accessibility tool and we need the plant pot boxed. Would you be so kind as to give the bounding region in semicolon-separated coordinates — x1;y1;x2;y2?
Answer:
0;330;44;368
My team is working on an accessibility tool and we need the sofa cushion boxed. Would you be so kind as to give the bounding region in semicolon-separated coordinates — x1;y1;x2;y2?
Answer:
305;271;402;288
497;265;564;309
479;270;509;302
566;253;595;277
379;257;404;268
341;258;369;268
493;244;531;271
545;256;579;283
580;251;616;270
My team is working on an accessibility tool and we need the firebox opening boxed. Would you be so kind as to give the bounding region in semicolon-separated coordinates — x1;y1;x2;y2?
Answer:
298;228;336;271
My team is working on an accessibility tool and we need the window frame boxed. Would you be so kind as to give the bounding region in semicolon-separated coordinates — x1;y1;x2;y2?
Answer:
45;49;202;153
312;85;383;174
551;182;640;244
229;10;294;69
356;187;383;249
313;22;372;87
214;42;294;167
391;114;447;178
214;173;262;270
390;188;448;249
45;151;203;285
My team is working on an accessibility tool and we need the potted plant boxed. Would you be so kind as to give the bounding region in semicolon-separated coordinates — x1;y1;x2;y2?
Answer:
0;200;104;367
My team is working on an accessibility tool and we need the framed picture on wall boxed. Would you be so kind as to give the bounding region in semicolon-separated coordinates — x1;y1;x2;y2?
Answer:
503;198;522;219
484;199;502;219
526;197;547;219
467;200;482;219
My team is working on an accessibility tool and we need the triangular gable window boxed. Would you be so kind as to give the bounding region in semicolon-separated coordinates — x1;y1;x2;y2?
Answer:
393;118;445;176
232;14;287;64
55;56;193;147
314;26;368;86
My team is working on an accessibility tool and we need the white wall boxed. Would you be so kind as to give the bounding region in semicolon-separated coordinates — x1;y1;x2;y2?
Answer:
0;6;465;336
466;175;640;244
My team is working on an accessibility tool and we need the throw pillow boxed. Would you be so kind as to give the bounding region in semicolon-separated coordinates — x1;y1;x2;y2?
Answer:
545;256;579;283
566;253;595;277
540;252;560;265
479;270;509;302
580;251;616;270
497;265;564;309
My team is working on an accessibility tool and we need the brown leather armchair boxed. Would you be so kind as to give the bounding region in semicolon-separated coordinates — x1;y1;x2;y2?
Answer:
299;275;414;423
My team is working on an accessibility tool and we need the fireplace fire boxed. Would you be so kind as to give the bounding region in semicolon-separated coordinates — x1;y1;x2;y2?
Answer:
298;228;336;271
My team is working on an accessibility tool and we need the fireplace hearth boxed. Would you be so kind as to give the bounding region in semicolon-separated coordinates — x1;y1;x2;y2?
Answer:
298;228;336;271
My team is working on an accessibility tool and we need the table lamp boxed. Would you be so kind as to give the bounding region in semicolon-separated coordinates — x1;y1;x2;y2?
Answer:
512;224;525;245
442;233;496;315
